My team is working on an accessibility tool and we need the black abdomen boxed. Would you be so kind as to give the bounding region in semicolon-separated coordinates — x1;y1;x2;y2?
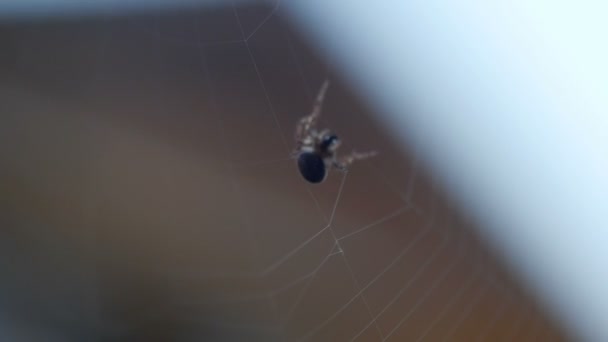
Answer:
297;152;326;183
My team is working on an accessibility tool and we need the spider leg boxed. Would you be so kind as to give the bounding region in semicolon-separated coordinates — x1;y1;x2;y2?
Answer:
334;150;378;171
294;79;330;150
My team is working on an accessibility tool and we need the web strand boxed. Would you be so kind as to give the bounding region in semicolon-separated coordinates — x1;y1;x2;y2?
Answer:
244;0;283;42
337;205;409;241
276;173;349;325
259;173;348;276
293;219;442;341
413;252;485;341
440;280;491;342
232;1;290;156
281;242;340;322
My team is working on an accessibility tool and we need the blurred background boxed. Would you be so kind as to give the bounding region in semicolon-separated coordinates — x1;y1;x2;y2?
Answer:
1;0;597;341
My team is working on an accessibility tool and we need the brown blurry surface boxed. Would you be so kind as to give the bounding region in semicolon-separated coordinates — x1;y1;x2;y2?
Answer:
0;4;568;342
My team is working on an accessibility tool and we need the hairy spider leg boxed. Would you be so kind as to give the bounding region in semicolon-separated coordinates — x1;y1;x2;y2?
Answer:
334;150;378;171
293;79;330;155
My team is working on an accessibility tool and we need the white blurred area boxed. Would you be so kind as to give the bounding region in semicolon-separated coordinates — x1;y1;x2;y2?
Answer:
283;1;608;341
3;0;608;340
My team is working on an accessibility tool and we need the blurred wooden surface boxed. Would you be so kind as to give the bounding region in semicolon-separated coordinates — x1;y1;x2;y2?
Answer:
0;4;568;341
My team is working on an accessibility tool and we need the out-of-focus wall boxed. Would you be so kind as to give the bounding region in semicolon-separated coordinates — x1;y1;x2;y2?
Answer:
0;5;568;341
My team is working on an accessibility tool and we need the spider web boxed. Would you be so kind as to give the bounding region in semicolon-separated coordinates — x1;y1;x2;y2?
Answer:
112;2;565;341
0;2;569;341
143;3;565;340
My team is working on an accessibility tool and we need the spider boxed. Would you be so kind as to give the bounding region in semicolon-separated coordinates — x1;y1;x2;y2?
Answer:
292;79;377;183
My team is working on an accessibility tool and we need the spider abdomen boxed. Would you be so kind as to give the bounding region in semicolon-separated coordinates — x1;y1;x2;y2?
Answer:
297;152;327;183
